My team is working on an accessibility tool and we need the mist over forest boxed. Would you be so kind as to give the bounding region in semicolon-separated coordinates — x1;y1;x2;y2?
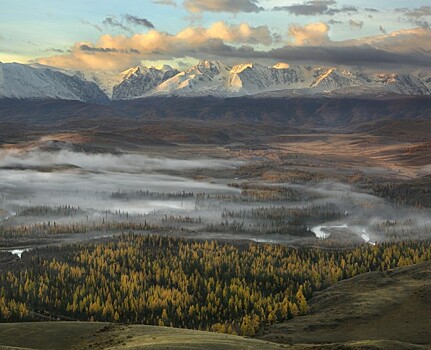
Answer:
1;145;429;253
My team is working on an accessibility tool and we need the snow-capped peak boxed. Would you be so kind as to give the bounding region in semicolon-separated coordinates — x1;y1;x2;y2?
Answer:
112;64;179;100
157;64;175;72
121;66;141;78
1;60;430;102
273;62;290;69
0;62;109;103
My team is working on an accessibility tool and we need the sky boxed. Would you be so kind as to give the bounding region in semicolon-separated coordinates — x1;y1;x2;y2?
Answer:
0;0;431;71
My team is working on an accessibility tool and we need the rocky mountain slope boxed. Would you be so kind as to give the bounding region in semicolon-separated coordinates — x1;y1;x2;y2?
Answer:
112;65;178;100
113;61;431;99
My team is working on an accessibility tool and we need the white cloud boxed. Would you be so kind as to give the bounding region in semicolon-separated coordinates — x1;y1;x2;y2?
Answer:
37;21;431;71
38;22;273;71
288;22;330;45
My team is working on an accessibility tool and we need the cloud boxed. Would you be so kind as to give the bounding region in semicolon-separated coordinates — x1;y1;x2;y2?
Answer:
398;6;431;19
340;27;430;53
288;22;329;45
325;5;357;15
234;43;431;69
183;0;263;13
273;0;336;16
37;21;431;71
397;6;431;27
44;48;67;53
273;1;358;17
231;27;431;69
349;20;363;29
124;14;155;29
79;44;140;54
153;0;176;6
103;16;132;33
81;19;102;32
38;22;273;70
102;15;156;34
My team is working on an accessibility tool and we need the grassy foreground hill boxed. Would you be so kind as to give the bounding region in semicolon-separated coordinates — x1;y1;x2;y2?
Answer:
0;322;286;350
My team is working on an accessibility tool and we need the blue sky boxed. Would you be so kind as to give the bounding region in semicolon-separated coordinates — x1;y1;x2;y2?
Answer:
1;0;430;71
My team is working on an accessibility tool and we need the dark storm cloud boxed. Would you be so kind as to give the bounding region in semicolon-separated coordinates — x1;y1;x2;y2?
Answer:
211;44;431;69
124;14;155;29
270;46;431;68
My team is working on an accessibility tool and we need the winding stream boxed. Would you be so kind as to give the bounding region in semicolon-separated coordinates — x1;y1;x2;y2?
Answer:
311;223;375;245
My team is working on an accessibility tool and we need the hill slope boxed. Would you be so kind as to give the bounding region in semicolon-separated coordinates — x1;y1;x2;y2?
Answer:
0;322;286;350
260;260;431;348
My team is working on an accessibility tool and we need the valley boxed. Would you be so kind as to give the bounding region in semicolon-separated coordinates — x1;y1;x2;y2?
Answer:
0;110;430;347
0;89;430;349
2;1;431;348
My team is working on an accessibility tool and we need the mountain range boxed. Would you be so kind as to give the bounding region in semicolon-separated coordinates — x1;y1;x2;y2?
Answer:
1;60;431;103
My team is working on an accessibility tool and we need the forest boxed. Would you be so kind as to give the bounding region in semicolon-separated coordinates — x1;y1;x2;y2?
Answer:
1;234;430;337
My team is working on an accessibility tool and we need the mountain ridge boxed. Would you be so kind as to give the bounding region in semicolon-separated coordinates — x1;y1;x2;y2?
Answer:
1;60;431;103
0;62;109;104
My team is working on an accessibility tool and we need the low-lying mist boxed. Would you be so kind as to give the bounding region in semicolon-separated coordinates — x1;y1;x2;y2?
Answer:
0;148;238;173
0;146;430;250
0;147;240;215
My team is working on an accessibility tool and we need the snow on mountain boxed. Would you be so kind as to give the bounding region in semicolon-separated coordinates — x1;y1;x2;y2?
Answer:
148;61;231;97
1;60;430;102
369;73;430;95
273;62;290;69
121;60;430;99
0;62;109;103
112;65;179;100
416;71;431;90
75;71;124;98
229;63;312;95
